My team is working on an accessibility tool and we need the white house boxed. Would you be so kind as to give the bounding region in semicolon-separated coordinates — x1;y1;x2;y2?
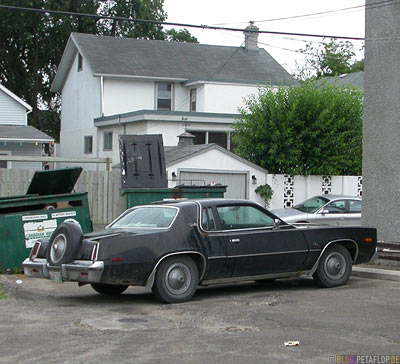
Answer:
51;24;296;199
52;24;296;164
0;84;54;170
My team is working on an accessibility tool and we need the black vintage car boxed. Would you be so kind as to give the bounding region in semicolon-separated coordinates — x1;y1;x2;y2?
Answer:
23;199;377;303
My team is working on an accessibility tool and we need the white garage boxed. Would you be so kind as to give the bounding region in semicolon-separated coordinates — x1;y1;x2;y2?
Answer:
164;143;268;205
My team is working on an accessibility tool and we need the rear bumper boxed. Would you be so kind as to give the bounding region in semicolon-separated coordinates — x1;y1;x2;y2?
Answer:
22;258;104;283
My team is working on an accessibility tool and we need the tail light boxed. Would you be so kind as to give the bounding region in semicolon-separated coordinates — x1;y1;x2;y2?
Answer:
91;243;99;263
29;241;41;261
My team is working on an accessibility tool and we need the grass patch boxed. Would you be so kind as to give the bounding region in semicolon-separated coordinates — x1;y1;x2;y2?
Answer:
0;284;8;300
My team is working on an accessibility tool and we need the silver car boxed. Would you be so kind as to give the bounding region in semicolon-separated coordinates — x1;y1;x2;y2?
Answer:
271;195;362;226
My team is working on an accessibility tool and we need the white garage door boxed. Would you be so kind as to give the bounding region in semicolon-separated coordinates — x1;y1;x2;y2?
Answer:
179;170;248;199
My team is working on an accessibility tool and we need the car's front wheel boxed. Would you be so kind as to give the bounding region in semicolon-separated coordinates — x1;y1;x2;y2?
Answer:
313;245;352;288
90;283;129;295
152;256;198;303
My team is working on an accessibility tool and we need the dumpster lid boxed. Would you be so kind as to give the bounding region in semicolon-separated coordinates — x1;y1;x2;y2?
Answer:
26;167;83;196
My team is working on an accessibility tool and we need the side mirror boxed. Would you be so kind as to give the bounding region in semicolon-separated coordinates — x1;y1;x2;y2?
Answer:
274;218;282;228
321;209;330;215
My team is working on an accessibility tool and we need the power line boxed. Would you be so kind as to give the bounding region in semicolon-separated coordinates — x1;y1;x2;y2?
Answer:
0;4;365;41
212;0;397;26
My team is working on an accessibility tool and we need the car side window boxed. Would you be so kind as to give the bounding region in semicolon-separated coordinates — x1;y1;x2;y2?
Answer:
349;200;362;213
201;208;209;230
324;200;346;214
201;207;217;231
216;205;275;230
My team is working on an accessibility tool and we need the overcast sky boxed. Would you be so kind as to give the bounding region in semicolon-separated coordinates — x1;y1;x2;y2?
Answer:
163;0;365;74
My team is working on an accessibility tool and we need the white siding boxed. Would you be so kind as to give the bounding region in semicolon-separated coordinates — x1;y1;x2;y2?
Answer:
59;53;101;169
103;79;191;115
103;79;155;116
0;89;27;125
0;142;42;170
203;83;258;113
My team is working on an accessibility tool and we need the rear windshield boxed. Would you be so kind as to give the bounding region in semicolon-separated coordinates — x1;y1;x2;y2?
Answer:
109;206;178;229
294;196;329;213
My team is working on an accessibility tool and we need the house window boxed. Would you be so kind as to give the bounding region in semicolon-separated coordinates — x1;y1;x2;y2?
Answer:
209;132;228;149
191;131;206;145
190;131;230;149
78;54;83;72
103;132;113;151
157;82;172;110
190;88;196;112
84;136;93;154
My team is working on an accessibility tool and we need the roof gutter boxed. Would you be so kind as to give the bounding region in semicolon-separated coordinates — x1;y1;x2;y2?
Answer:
0;137;54;142
93;73;187;82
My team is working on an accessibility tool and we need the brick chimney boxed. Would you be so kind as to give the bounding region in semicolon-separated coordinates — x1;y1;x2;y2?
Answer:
177;131;195;148
244;21;259;52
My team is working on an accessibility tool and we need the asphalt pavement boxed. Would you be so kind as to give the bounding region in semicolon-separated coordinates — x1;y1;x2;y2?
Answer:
0;272;399;364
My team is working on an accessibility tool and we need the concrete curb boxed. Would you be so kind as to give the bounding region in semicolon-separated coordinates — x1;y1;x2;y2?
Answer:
352;266;400;282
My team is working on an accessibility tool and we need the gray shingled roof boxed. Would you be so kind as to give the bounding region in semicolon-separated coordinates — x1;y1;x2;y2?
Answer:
0;125;53;141
52;32;297;91
316;71;364;90
112;143;267;173
164;144;213;165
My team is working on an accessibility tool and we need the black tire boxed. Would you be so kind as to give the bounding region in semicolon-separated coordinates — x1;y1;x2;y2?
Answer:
313;245;352;288
46;222;83;266
152;256;198;303
90;283;128;295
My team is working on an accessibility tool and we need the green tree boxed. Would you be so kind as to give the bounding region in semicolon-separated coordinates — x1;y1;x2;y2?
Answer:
0;0;197;140
233;82;363;176
165;28;198;43
296;40;364;81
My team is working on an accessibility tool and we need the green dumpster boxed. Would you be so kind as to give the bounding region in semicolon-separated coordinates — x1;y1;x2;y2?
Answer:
122;185;227;209
0;167;92;271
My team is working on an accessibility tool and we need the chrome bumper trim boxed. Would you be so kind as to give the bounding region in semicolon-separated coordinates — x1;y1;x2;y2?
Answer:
22;258;104;283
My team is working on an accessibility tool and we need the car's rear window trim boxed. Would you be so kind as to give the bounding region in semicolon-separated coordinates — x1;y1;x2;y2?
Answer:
105;205;180;230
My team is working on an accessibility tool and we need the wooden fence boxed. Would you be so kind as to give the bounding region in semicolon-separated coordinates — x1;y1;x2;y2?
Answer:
0;169;125;225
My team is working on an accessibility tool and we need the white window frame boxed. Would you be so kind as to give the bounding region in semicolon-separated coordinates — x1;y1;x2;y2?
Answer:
77;53;83;72
156;82;174;111
84;135;93;154
190;88;196;112
103;131;113;151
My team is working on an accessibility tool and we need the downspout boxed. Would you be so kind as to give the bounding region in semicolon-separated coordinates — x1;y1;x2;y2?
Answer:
100;76;104;116
97;76;105;171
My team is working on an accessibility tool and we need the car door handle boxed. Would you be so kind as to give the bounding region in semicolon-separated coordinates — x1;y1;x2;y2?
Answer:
229;238;240;243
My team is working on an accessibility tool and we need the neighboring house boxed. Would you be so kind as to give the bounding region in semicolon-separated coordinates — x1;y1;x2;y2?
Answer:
0;84;54;170
52;24;297;170
317;71;364;90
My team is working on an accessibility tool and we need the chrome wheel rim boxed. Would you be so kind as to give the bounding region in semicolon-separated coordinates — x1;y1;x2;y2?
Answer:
164;263;191;295
324;252;346;280
50;233;67;263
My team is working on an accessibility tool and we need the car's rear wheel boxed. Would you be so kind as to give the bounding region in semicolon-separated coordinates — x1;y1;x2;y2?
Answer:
90;283;129;295
152;256;198;303
46;222;82;266
313;245;352;288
